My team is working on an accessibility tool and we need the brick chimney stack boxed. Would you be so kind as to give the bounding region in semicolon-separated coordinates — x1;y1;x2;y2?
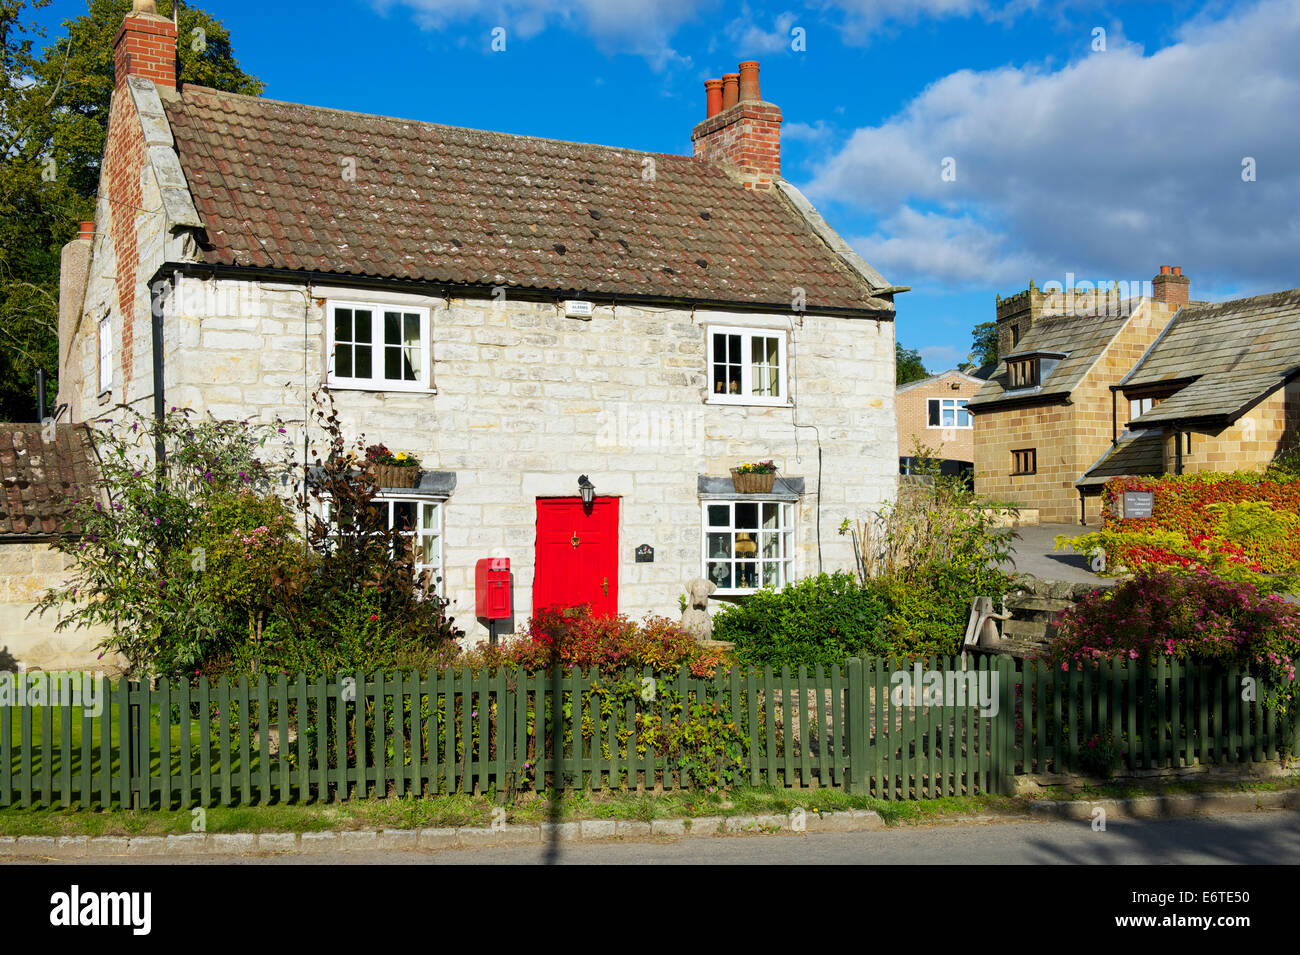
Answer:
1151;265;1190;307
113;0;177;92
693;61;783;189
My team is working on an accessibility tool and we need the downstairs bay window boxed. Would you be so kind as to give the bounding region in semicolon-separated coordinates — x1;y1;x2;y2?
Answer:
321;494;444;591
703;500;795;595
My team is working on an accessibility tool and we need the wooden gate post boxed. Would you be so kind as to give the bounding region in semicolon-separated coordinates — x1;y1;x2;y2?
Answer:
846;658;869;795
997;656;1017;795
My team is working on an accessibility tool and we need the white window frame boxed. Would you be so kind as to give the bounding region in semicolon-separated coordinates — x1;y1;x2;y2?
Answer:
701;499;796;596
1130;396;1156;419
706;325;789;406
927;397;971;429
319;494;445;593
325;299;431;392
97;315;112;393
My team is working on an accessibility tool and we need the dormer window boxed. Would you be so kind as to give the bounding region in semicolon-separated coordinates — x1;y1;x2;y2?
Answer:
1007;357;1039;389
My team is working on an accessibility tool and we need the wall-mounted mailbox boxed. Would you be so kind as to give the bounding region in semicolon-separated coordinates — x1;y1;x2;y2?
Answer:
475;557;512;619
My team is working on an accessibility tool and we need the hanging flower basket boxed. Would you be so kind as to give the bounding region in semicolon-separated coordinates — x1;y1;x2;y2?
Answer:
366;444;421;488
730;461;777;494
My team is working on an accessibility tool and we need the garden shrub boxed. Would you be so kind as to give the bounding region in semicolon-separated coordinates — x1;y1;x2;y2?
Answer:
711;571;891;668
460;605;730;677
1046;569;1300;713
1058;473;1300;592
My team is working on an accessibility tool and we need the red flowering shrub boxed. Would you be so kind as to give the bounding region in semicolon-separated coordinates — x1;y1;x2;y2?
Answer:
1101;474;1300;573
1046;569;1300;711
462;605;731;676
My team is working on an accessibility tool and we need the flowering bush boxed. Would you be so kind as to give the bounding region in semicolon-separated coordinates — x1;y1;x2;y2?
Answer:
462;605;731;676
1046;569;1300;712
364;444;419;468
1096;474;1300;576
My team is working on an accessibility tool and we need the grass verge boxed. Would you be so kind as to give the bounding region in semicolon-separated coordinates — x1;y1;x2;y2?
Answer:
1;774;1294;839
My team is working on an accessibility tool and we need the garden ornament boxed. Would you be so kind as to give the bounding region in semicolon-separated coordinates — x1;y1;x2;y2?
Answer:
681;577;716;642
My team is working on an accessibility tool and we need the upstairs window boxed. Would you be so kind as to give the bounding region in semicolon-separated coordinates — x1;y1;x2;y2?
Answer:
927;398;970;429
97;316;112;393
327;300;430;391
1007;357;1039;389
1011;448;1037;475
707;326;788;405
1129;396;1164;420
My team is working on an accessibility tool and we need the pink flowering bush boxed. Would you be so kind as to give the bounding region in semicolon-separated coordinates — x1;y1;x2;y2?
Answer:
1046;569;1300;711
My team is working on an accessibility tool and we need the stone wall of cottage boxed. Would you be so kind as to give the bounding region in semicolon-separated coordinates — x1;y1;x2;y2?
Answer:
0;543;120;673
157;276;898;642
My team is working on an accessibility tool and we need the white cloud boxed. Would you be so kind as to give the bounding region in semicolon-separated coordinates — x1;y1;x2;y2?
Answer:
370;0;708;66
822;0;1042;39
919;344;966;368
783;120;833;142
724;9;801;55
806;0;1300;292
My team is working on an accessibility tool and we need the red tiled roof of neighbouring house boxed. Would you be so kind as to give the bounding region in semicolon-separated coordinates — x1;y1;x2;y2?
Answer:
0;424;100;538
161;86;895;314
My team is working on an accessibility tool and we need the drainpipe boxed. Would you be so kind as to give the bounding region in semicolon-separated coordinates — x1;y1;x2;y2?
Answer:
1078;489;1086;526
152;277;170;470
1173;423;1183;475
1111;388;1118;445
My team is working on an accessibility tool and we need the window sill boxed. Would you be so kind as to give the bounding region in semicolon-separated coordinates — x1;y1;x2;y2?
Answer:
325;381;437;396
97;389;112;406
705;397;792;409
925;425;972;430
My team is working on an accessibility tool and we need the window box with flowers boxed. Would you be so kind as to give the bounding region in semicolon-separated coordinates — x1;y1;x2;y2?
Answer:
366;444;421;488
730;460;777;494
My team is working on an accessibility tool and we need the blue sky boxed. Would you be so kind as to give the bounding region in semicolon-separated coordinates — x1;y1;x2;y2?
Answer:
41;0;1300;371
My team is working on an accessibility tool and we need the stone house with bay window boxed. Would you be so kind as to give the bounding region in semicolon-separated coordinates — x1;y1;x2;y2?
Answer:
55;4;902;643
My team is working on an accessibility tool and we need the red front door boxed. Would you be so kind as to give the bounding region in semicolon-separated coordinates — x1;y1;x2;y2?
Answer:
534;498;619;617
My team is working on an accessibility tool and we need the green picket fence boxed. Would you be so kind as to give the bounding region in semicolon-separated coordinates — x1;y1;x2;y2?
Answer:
1015;658;1296;776
0;658;1293;810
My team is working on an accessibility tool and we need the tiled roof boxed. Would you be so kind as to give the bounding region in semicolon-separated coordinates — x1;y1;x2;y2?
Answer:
162;87;894;314
0;424;100;538
967;303;1136;408
1122;289;1300;423
1076;429;1165;487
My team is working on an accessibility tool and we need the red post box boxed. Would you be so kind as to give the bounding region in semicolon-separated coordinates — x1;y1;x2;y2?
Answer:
475;558;512;620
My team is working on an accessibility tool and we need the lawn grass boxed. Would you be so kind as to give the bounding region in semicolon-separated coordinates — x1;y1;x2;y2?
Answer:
0;775;1293;839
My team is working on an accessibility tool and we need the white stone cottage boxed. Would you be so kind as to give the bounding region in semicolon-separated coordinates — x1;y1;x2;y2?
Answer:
57;6;903;643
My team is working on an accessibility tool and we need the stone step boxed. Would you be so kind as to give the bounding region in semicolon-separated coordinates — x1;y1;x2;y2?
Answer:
1002;619;1050;640
1004;595;1075;614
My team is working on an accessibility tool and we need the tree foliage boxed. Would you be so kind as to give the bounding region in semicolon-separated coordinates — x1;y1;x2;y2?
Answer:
969;320;998;369
0;0;262;420
895;342;928;385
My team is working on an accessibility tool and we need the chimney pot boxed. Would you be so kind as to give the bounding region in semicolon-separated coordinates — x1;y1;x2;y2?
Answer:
132;0;157;12
78;221;94;241
721;73;740;110
704;79;723;118
1171;266;1181;275
738;61;761;103
1160;265;1171;274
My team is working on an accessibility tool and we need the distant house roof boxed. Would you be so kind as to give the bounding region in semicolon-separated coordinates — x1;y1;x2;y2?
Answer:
1123;289;1300;426
0;424;100;539
967;302;1138;409
160;86;896;315
895;368;987;394
1076;429;1165;488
